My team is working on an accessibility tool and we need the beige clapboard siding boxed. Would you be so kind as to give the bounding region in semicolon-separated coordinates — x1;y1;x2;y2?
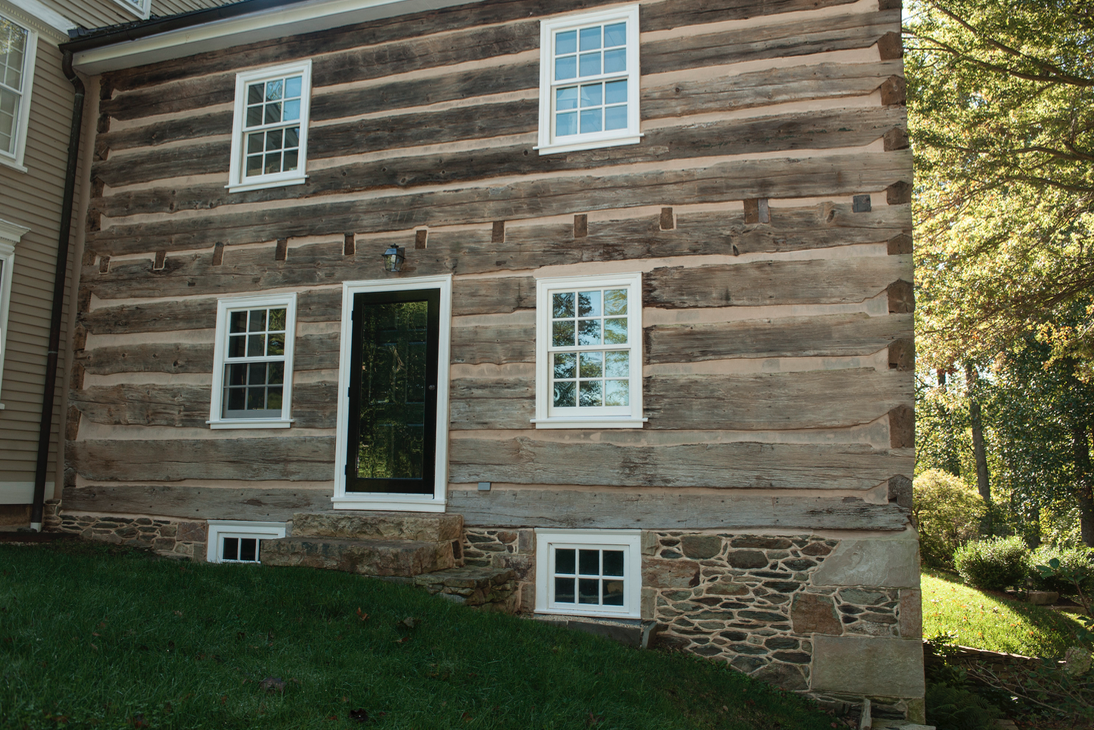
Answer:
47;0;231;34
0;36;75;485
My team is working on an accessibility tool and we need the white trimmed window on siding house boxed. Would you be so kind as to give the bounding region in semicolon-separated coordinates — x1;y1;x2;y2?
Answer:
0;218;28;409
227;61;312;193
0;14;37;171
208;293;297;429
536;529;641;619
206;521;286;563
112;0;150;20
537;5;641;155
533;272;645;428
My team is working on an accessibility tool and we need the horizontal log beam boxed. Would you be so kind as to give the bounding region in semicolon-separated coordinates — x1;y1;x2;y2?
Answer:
62;484;331;522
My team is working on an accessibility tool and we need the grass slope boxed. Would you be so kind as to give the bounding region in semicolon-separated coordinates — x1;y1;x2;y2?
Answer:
921;569;1092;659
0;542;837;730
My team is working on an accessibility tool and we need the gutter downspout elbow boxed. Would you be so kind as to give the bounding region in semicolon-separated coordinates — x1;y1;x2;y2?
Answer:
30;50;85;531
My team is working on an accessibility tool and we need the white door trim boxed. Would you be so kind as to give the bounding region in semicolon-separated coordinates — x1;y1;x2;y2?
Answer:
332;275;452;512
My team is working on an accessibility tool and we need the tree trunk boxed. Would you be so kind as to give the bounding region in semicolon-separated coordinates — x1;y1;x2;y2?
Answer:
965;363;991;505
936;369;962;476
1076;422;1094;547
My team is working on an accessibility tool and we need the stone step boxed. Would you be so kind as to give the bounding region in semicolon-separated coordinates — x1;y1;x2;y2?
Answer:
261;536;456;577
409;565;519;613
290;511;463;543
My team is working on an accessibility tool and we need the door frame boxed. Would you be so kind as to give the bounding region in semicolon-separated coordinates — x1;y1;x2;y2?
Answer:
332;275;452;511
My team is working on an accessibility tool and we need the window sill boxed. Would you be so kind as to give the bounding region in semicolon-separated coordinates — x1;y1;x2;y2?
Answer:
0;155;28;173
535;133;642;156
532;416;646;429
332;495;446;512
536;606;641;620
226;175;307;194
208;418;292;430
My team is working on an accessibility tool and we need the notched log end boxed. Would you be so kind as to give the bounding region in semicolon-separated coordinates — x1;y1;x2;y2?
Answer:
883;127;910;151
887;279;914;313
888;338;914;371
886;180;912;205
888;404;914;449
877;31;903;61
66;406;82;441
887;474;912;510
887;232;912;255
880;76;907;106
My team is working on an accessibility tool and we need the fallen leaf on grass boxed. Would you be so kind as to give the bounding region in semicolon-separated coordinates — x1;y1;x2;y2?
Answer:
462;712;473;722
586;712;602;727
356;608;370;621
349;708;371;723
259;677;286;693
400;617;418;629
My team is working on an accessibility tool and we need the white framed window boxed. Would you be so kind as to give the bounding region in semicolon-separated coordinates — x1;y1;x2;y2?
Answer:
112;0;150;19
536;529;641;619
208;293;297;429
227;61;312;193
206;521;286;564
0;218;28;409
534;272;645;428
0;15;37;171
537;5;641;155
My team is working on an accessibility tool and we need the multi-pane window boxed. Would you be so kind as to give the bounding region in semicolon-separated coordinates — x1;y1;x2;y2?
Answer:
538;6;640;154
536;530;641;619
0;16;35;167
535;273;644;428
228;62;311;192
207;522;286;564
112;0;150;18
209;294;297;428
0;219;23;406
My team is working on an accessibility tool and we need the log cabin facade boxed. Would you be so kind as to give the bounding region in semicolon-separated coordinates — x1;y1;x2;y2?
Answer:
55;0;922;718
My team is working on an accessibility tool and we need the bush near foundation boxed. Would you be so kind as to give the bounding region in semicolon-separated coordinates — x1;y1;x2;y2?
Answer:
1029;545;1094;595
954;536;1030;591
913;469;987;569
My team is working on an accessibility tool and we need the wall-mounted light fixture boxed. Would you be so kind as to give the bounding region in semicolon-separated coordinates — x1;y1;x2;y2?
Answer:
382;246;405;273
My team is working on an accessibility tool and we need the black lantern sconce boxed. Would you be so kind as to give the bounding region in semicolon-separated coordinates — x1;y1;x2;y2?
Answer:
382;246;405;273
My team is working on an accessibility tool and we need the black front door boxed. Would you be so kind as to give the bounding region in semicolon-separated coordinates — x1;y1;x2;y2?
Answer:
346;289;440;494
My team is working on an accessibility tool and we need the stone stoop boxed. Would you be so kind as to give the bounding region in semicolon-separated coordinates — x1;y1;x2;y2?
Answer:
406;565;519;613
262;511;464;577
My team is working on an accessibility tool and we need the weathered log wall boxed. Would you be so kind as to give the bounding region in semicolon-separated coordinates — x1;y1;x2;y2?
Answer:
66;0;913;530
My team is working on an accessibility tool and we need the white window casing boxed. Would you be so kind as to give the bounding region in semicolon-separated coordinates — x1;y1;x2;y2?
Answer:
536;4;641;155
0;14;37;171
112;0;150;20
206;521;286;563
227;60;312;193
534;271;645;429
536;529;642;619
208;293;297;429
0;218;29;409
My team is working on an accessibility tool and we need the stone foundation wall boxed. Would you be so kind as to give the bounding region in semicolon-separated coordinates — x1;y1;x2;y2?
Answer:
46;502;208;559
462;528;536;613
642;531;924;721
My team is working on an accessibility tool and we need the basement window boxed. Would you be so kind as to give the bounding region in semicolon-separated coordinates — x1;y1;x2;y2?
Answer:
206;521;286;564
535;529;641;619
228;61;312;192
208;293;297;429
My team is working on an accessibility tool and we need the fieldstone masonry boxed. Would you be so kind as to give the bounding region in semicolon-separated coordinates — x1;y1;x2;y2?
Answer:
642;530;924;722
462;527;536;613
46;501;208;559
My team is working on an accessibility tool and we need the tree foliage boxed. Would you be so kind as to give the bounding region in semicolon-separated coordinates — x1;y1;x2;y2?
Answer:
907;0;1094;371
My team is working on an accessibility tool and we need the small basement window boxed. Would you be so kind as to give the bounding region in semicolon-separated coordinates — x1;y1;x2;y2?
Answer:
207;521;286;564
536;529;641;619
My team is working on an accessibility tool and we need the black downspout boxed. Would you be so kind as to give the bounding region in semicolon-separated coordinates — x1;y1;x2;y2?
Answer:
30;50;84;531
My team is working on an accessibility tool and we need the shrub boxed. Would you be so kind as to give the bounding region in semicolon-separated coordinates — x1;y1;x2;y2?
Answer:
913;469;987;568
1031;545;1094;595
925;683;1000;730
954;536;1030;591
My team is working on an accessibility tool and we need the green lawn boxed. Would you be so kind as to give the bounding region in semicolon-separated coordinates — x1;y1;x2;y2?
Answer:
922;569;1092;659
0;541;838;730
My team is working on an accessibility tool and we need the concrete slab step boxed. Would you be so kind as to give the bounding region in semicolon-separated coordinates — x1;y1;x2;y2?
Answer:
261;536;456;577
290;511;463;542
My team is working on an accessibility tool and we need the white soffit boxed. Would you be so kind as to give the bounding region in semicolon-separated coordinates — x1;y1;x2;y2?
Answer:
72;0;481;74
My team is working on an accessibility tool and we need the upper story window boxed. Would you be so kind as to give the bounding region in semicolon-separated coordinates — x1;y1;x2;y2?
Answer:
227;61;312;193
0;218;28;409
537;5;641;155
112;0;150;19
533;272;645;429
208;293;297;429
0;15;37;171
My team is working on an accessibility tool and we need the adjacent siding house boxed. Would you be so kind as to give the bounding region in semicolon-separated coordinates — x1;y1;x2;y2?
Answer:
53;0;921;719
